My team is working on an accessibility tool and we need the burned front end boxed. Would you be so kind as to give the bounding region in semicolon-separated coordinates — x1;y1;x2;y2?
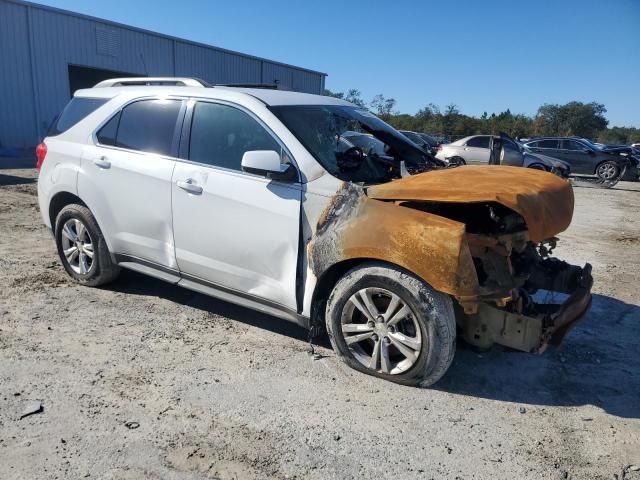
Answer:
418;201;594;353
361;165;593;353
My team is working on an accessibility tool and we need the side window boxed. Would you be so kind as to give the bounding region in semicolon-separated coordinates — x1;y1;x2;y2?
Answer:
467;136;490;148
562;140;585;151
189;102;282;171
537;139;559;149
96;112;120;146
49;97;108;136
98;99;182;156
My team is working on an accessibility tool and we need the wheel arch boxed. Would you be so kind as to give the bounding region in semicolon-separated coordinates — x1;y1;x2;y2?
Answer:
310;258;409;324
48;191;115;255
48;191;87;229
527;163;548;171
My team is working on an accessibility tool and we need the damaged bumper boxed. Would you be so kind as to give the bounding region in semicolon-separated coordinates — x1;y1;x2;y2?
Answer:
459;262;593;353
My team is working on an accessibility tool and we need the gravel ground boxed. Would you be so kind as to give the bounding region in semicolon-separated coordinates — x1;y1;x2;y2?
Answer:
1;168;639;480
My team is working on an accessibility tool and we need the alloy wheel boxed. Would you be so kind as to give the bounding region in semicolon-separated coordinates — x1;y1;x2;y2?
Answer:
340;287;423;375
597;162;618;180
60;218;94;275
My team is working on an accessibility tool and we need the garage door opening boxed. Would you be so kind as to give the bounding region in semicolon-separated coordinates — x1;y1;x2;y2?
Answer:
68;65;143;96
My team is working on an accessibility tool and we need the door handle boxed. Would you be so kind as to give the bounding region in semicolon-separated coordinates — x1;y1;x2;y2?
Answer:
176;179;203;195
94;156;111;169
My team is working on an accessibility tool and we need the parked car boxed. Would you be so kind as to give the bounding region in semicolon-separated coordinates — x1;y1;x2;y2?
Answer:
523;137;639;181
36;77;592;387
399;130;439;156
434;135;571;177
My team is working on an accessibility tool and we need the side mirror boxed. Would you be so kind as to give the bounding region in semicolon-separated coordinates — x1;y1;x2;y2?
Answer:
583;148;594;154
241;150;296;181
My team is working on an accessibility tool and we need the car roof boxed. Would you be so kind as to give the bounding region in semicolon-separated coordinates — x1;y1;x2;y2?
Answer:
525;137;583;142
74;85;354;107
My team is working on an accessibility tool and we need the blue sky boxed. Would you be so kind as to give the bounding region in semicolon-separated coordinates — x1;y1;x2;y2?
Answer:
36;0;640;127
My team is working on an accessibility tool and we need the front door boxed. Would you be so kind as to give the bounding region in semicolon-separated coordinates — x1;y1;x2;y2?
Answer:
559;139;594;174
171;101;301;310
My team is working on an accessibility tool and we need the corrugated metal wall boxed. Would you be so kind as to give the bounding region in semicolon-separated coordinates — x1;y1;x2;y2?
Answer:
0;0;326;148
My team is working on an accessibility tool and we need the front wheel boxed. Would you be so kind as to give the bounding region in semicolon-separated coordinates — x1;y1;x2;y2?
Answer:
527;163;548;171
596;160;620;181
325;262;456;387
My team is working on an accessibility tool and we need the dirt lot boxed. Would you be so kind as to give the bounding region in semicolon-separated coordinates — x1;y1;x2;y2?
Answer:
1;167;639;480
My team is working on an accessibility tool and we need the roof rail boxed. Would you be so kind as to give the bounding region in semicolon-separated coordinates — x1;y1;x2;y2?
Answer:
93;77;211;88
215;82;288;90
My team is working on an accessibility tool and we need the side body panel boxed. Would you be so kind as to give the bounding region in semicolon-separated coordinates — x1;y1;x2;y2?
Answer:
171;163;302;311
37;137;83;228
77;145;177;268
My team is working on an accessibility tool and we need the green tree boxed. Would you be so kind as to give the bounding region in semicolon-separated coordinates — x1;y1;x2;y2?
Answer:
370;94;398;121
534;101;608;138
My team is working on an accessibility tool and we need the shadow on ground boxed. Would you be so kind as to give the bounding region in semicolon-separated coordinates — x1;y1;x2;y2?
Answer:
110;270;638;418
110;269;314;344
0;173;36;187
437;294;640;419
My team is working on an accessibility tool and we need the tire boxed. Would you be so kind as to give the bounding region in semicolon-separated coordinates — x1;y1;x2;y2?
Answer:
527;163;547;171
595;160;620;181
325;262;456;387
448;156;466;167
54;204;120;286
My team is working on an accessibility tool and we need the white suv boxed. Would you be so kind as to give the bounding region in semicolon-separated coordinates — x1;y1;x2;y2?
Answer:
37;78;593;386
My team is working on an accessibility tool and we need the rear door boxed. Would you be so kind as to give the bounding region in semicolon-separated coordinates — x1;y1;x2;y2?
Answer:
79;98;185;268
462;136;491;164
171;100;301;310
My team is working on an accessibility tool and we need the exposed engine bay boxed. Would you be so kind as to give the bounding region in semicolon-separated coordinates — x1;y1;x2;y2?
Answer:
405;199;593;352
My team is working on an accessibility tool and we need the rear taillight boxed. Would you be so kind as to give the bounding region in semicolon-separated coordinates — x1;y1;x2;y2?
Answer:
35;142;47;171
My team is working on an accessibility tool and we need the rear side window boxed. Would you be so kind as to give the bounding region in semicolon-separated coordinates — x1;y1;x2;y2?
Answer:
535;139;560;149
466;136;490;148
561;140;584;150
49;97;108;136
188;102;281;171
96;113;119;146
96;99;182;156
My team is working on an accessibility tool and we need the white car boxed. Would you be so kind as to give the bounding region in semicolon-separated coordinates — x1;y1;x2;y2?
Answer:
435;135;493;165
435;134;571;177
36;78;592;386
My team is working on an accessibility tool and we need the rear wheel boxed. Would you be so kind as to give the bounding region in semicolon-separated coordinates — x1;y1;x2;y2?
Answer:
596;160;620;181
54;204;120;286
326;262;456;387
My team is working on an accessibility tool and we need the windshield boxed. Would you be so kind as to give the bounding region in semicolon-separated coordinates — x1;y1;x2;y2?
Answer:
343;132;387;156
269;105;432;184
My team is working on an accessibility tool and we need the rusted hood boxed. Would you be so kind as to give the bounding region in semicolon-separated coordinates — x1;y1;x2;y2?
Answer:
366;166;574;242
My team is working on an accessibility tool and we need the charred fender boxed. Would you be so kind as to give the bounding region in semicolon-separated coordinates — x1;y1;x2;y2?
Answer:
309;183;480;298
309;167;592;354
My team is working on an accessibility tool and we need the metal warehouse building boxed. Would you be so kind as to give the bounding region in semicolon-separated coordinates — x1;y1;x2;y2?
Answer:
0;0;327;149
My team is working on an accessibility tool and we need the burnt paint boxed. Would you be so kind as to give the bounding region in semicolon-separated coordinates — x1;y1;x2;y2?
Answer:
308;182;481;298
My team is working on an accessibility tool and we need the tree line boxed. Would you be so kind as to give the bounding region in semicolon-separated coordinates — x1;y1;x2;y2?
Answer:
324;89;640;144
